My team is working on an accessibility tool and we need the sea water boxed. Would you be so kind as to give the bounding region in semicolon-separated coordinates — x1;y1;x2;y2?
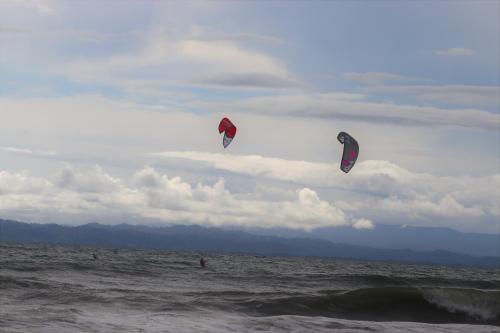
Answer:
1;245;499;332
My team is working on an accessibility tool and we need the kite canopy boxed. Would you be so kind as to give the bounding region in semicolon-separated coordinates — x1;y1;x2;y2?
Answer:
218;117;237;148
337;132;359;173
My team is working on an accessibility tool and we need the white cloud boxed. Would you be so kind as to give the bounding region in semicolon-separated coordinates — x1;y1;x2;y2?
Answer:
192;92;500;131
377;195;483;219
0;27;31;33
0;170;51;194
57;165;122;193
129;167;347;230
1;157;497;231
0;166;349;230
177;39;288;77
430;48;476;56
0;94;209;153
151;151;336;186
1;0;54;14
344;71;498;109
51;31;296;91
0;0;496;236
189;25;286;45
150;151;500;226
1;146;56;157
343;72;418;86
0;93;496;178
0;148;498;232
53;37;174;83
189;72;300;89
365;85;500;109
352;218;374;230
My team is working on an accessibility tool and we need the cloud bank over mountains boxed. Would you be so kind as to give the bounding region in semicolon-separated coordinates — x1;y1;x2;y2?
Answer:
0;154;497;233
0;166;347;230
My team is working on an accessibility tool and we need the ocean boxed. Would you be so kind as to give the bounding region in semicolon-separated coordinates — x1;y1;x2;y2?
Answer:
1;244;499;332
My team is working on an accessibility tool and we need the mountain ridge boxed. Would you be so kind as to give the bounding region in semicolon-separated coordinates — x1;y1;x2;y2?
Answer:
0;219;498;268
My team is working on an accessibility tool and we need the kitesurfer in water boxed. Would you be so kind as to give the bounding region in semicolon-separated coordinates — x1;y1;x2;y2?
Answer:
200;257;206;268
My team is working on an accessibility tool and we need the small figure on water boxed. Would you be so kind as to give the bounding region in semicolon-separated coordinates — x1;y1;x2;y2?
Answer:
200;257;206;268
92;253;98;260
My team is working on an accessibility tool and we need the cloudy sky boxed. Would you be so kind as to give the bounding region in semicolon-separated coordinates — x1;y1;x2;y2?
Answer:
0;0;498;233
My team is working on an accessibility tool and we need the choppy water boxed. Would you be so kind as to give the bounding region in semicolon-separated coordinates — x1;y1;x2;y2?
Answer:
1;244;499;332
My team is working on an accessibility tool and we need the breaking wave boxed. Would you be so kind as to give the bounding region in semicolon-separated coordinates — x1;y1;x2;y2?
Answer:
243;287;500;324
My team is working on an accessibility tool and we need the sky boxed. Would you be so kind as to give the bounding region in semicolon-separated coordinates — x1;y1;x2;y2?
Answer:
0;0;498;233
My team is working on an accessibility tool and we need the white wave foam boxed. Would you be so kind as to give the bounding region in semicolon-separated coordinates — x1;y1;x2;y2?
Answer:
423;288;500;321
33;307;499;333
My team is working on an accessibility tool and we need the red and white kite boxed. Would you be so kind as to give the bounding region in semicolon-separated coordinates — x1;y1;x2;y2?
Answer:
218;117;237;148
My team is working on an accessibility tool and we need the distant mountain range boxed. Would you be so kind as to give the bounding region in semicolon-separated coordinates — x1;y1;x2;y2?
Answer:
244;224;500;257
0;219;498;268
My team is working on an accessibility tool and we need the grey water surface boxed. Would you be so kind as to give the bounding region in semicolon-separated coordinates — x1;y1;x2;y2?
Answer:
1;244;499;333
